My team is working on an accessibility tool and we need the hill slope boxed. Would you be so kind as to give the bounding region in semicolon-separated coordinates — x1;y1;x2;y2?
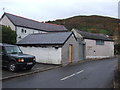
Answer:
46;15;119;36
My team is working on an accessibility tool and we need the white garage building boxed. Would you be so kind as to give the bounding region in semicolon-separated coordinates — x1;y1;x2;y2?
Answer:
17;32;85;65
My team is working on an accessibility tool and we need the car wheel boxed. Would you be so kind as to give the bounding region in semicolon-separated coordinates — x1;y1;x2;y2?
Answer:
8;61;18;72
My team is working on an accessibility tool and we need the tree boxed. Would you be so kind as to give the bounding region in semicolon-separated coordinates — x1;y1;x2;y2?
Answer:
115;44;120;55
1;25;17;44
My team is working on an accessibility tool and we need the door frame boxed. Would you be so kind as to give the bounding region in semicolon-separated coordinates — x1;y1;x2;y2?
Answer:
69;44;73;63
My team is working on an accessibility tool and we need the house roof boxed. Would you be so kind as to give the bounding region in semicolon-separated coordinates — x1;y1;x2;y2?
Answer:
73;29;113;41
17;32;74;45
2;13;67;32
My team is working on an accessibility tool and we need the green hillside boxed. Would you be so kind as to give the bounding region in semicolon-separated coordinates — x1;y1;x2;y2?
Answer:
46;15;120;54
46;15;119;36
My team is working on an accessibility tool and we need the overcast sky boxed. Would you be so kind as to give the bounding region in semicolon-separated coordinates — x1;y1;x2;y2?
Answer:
0;0;119;22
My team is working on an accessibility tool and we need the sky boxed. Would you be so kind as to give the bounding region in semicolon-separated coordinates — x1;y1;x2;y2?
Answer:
0;0;119;22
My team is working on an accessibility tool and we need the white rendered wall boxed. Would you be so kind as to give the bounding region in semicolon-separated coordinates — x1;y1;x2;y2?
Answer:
0;15;16;30
85;39;114;59
16;26;46;41
20;46;62;64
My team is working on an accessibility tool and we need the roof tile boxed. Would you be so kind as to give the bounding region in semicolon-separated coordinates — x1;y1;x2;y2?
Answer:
74;29;113;41
17;32;72;45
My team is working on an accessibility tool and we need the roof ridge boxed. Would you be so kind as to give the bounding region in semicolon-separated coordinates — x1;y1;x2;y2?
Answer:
30;31;71;35
5;12;64;27
44;22;63;26
5;12;43;24
75;28;107;36
73;28;113;41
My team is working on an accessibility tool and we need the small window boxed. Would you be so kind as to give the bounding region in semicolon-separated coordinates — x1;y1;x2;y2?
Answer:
25;30;26;33
96;40;104;45
21;29;24;33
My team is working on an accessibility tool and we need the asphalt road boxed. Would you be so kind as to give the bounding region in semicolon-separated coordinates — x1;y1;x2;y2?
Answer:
2;63;57;80
2;58;118;88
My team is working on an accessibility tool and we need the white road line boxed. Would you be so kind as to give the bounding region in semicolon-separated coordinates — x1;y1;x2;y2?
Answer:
61;74;75;81
60;70;84;81
76;70;84;74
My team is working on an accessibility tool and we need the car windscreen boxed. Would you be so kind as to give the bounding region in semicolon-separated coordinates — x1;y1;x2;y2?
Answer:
4;46;22;54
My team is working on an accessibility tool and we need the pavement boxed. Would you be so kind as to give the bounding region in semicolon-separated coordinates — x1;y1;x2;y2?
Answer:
2;58;118;88
1;63;60;80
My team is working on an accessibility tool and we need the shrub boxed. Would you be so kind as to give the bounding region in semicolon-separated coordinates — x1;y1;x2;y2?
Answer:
0;25;17;44
115;44;120;55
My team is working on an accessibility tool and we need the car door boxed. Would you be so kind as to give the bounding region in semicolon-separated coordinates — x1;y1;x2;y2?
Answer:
2;46;9;67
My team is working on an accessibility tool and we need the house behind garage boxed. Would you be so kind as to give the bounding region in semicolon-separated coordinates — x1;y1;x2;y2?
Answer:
17;32;85;65
0;13;67;42
72;29;114;59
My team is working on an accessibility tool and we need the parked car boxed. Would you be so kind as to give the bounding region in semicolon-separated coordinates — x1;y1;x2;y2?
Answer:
0;43;36;72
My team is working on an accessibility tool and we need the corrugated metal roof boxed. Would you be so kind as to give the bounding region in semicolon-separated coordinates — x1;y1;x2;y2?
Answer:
4;13;67;32
17;32;73;45
73;29;113;41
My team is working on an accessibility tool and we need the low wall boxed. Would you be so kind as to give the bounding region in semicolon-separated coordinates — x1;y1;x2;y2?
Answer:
20;46;62;64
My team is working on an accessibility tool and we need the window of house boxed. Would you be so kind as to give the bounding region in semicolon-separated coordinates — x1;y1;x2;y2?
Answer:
96;40;104;45
25;30;26;33
21;29;24;33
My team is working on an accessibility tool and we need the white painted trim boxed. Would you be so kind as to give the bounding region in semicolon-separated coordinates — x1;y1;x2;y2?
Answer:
86;56;110;59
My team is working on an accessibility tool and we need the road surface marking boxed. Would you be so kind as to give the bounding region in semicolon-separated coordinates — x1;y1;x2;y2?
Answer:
76;70;84;74
61;70;84;81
